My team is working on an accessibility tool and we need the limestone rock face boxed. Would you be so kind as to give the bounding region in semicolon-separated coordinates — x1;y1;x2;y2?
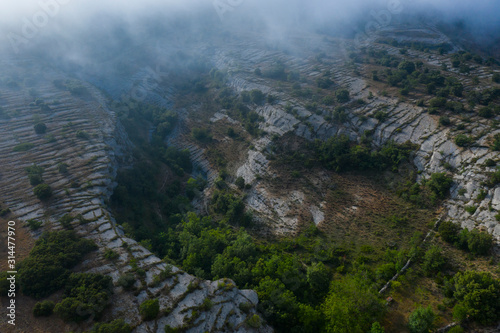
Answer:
0;55;271;332
197;27;500;240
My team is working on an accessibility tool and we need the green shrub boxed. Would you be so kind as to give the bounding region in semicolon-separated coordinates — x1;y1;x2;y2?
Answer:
330;106;346;123
484;158;496;167
408;306;435;333
26;219;43;231
33;183;52;200
429;97;446;108
87;319;132;333
76;130;90;140
191;128;212;142
66;81;89;96
438;221;460;243
58;163;69;174
375;263;396;281
239;302;253;314
54;273;113;322
306;262;330;292
465;229;493;255
492;73;500;83
317;77;333;88
439;116;451;126
448;326;464;333
250;89;265;104
323;95;335;105
28;173;43;186
476;189;487;201
26;164;44;186
455;134;473;147
104;249;119;261
464;205;477;214
492;134;500;151
426;173;453;199
139;299;159;321
13;143;35;152
370;322;385;333
489;168;500;186
478;106;494;118
398;60;416;74
235;177;245;190
246;314;262;328
117;274;136;290
201;298;213;310
374;110;387;121
58;214;74;229
33;300;55;317
453;271;500;324
17;231;97;299
267;94;276;104
0;207;11;216
34;123;47;134
422;246;446;275
335;89;350;103
322;275;384;333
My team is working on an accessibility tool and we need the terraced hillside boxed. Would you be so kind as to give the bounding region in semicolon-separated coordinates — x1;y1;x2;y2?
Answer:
1;19;499;333
0;54;271;333
152;25;500;240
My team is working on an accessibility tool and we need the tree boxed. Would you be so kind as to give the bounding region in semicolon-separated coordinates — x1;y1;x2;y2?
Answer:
28;173;43;186
422;246;446;275
370;322;385;333
34;122;47;134
438;221;460;243
398;60;416;74
26;164;44;185
18;259;69;299
408;306;435;333
306;262;330;293
493;73;500;83
246;314;262;328
429;97;447;108
117;274;136;291
453;271;500;324
375;263;396;282
466;229;493;255
235;176;245;189
139;299;159;321
33;301;55;317
250;89;265;104
54;273;112;322
17;231;97;299
457;228;493;255
33;183;52;200
426;173;453;199
478;106;494;118
322;275;384;333
335;89;350;103
256;277;302;330
54;298;88;322
455;134;473;147
439;116;451;126
191;128;212;142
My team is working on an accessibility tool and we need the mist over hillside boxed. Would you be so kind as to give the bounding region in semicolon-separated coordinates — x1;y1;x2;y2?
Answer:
1;1;500;333
1;0;500;61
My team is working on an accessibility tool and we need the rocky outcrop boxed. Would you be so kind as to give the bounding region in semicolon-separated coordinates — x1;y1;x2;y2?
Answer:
207;26;500;240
